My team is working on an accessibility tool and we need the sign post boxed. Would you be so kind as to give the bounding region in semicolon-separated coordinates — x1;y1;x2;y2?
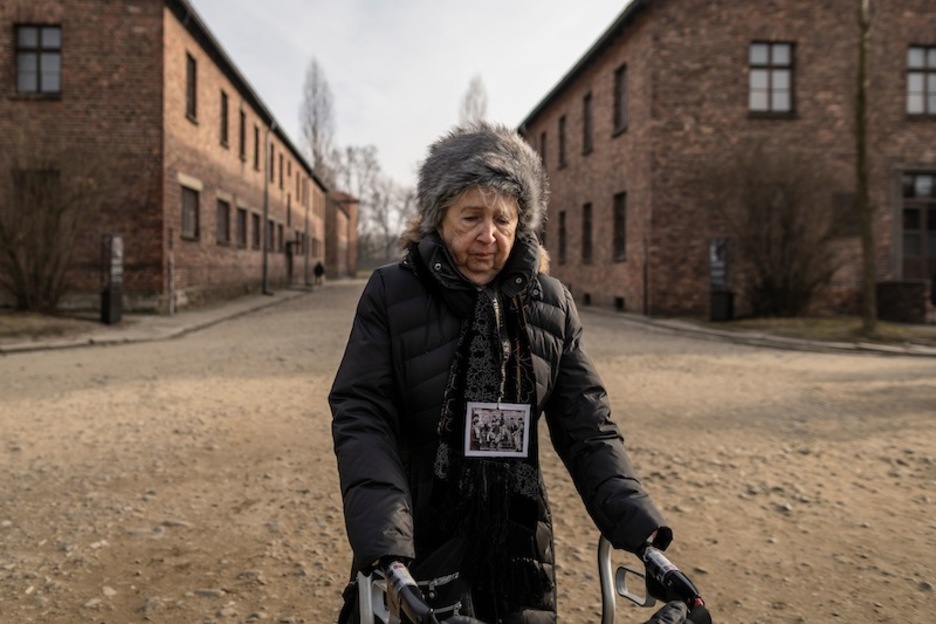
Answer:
101;234;123;324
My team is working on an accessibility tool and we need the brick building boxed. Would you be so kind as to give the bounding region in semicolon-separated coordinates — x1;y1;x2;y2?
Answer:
520;0;936;320
1;0;330;312
325;191;359;279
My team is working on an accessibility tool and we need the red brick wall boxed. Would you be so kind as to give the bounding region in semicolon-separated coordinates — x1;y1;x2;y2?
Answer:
0;1;327;311
525;0;936;318
162;6;322;307
0;0;166;302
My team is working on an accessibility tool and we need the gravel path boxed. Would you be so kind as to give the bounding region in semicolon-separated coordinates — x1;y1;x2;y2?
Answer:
1;281;934;623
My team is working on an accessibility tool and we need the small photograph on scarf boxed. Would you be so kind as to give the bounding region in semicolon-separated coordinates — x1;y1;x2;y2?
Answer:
464;402;530;458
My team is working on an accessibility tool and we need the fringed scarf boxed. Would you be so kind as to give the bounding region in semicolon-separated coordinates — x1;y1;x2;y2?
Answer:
430;285;552;618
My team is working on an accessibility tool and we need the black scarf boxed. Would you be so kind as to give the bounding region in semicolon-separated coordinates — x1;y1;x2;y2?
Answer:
429;281;551;615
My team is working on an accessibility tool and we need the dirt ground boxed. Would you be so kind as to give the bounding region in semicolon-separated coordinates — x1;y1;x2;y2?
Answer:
1;281;934;623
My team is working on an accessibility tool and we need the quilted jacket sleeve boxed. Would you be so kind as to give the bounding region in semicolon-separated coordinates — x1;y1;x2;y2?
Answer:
330;270;415;574
543;284;671;553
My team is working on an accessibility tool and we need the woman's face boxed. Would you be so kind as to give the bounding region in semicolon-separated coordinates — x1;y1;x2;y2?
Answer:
438;187;519;287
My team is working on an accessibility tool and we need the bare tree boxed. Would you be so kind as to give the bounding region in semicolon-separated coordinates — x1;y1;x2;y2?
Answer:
703;141;854;317
299;57;337;185
458;74;488;125
0;133;105;312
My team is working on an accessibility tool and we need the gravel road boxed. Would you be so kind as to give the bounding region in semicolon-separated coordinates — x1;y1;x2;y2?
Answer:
1;280;934;623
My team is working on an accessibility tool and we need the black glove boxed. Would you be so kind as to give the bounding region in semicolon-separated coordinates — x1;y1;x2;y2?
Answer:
644;600;688;624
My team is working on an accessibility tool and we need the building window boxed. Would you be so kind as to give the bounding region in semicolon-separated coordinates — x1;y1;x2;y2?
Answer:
267;218;275;249
582;202;593;263
613;192;627;260
239;110;246;160
185;53;197;120
216;199;230;244
269;143;275;182
236;207;248;247
254;125;260;170
15;25;61;94
558;115;567;168
277;223;285;251
539;131;547;167
583;92;593;154
907;46;936;116
181;186;199;240
613;65;627;133
251;213;261;249
279;154;284;189
558;210;567;265
749;42;794;114
901;173;936;279
219;91;229;147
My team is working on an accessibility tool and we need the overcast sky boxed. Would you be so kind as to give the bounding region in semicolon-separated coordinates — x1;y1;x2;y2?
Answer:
187;0;632;188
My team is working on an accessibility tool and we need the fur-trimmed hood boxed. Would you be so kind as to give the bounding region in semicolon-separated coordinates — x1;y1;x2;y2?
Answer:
401;121;549;247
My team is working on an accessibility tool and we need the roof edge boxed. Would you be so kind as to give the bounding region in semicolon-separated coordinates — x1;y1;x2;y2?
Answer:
166;0;328;192
517;0;650;134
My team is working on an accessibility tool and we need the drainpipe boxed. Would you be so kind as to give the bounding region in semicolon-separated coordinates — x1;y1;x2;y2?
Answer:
262;121;277;295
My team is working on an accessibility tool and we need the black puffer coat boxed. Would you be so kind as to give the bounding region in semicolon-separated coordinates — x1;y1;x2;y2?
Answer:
330;234;669;620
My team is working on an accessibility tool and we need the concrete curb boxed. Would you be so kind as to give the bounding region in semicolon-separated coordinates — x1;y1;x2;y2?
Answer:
0;288;311;356
3;285;935;358
585;308;936;358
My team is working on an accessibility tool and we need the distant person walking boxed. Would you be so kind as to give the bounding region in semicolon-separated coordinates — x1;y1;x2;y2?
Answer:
314;261;325;286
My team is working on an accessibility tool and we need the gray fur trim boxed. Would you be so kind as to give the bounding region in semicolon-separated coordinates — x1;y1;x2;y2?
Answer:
416;121;549;238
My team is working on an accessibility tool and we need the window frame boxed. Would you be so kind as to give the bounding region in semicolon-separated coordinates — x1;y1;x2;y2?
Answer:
900;172;936;279
907;45;936;117
748;41;795;117
235;207;248;248
251;213;261;250
558;115;568;168
219;90;229;147
613;64;628;135
582;92;593;154
185;52;198;121
216;198;231;245
15;24;62;96
539;131;548;167
613;192;627;261
254;125;261;170
181;186;200;240
238;110;247;160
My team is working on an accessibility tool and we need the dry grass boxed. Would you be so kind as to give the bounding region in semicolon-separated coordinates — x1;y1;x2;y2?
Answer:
0;310;99;341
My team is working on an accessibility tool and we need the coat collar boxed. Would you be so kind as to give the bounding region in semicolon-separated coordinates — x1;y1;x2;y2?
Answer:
402;232;541;316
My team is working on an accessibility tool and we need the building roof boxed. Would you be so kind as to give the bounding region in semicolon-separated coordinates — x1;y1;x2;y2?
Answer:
517;0;650;133
167;0;328;192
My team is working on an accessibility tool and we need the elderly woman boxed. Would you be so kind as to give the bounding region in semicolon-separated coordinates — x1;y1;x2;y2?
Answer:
330;122;672;623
